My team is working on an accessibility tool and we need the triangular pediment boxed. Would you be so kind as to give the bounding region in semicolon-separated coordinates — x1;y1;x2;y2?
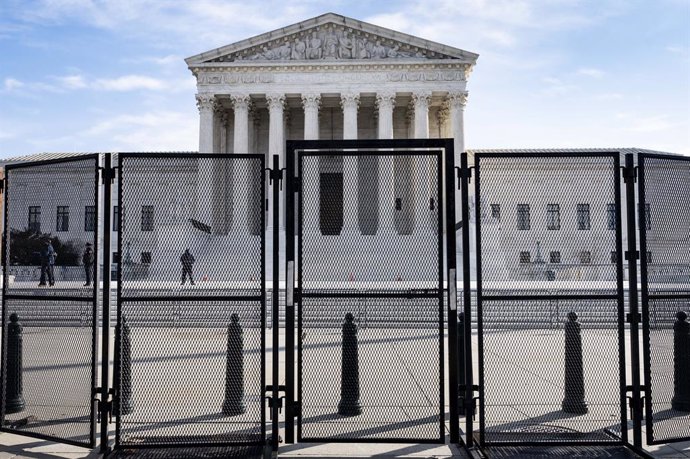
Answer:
186;12;478;66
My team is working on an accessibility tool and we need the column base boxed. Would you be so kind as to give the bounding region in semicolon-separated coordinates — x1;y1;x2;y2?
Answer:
337;398;362;416
562;398;588;414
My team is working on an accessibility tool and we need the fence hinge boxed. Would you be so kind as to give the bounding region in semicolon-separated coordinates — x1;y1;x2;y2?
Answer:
625;385;646;422
93;386;113;423
100;166;116;184
625;250;639;261
626;312;641;324
266;167;286;189
622;165;637;183
455;166;473;189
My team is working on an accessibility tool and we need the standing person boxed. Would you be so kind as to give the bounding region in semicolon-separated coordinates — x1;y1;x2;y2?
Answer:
82;243;94;287
180;248;195;285
38;240;56;287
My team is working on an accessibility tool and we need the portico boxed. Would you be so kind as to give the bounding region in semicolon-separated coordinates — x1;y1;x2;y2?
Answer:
186;13;478;233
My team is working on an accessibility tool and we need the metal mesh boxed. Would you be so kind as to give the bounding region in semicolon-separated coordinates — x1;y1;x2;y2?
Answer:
475;154;624;444
297;151;443;442
118;156;264;297
1;157;98;447
4;158;98;296
1;298;94;443
116;154;265;448
477;156;620;287
640;154;690;443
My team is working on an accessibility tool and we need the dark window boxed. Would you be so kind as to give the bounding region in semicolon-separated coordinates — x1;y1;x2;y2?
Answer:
580;251;592;264
112;252;120;263
577;203;590;230
607;203;616;230
28;206;41;232
646;251;653;264
84;206;96;232
517;204;530;230
547;204;560;230
550;251;561;264
519;251;531;263
141;205;154;232
319;173;344;235
611;251;617;264
113;206;119;232
141;252;152;264
491;204;501;221
56;206;69;232
644;204;651;230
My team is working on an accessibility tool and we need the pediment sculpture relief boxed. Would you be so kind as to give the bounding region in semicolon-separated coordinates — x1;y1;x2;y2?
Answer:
209;24;453;63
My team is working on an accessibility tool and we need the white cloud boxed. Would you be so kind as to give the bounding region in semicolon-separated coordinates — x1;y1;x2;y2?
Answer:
577;67;605;78
93;75;168;91
3;77;24;91
56;74;88;89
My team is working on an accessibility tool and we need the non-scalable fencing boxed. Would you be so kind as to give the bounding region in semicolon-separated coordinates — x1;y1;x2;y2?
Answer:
0;143;688;459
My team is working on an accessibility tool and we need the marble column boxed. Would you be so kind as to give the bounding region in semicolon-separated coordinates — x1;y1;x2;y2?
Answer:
412;91;437;233
195;94;216;229
448;91;468;232
231;94;251;234
302;93;321;140
341;92;359;231
373;92;396;235
267;93;285;230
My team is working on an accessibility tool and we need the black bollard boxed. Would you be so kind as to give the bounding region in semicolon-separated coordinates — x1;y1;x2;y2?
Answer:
338;313;362;416
5;313;26;414
119;317;133;415
672;311;690;411
562;311;588;414
458;312;466;416
223;313;246;416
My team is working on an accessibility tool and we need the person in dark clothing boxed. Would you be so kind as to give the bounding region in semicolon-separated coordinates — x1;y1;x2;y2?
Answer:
38;241;56;287
83;243;94;287
180;248;195;285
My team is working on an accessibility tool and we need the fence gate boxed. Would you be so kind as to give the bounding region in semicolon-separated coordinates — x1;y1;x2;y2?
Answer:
639;152;690;445
284;139;457;444
1;156;100;448
473;152;628;448
113;153;267;454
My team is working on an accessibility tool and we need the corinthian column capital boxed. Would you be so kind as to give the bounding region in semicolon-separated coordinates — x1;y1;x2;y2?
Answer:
412;91;432;110
230;93;252;111
375;91;396;111
340;92;360;111
266;93;286;111
447;91;469;109
301;93;321;111
195;94;216;113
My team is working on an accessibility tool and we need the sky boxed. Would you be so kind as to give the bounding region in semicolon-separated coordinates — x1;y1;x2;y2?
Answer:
0;0;688;158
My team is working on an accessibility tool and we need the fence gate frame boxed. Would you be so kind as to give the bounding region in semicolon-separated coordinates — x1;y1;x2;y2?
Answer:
638;151;690;446
284;138;459;445
471;151;629;449
1;155;101;448
109;152;271;456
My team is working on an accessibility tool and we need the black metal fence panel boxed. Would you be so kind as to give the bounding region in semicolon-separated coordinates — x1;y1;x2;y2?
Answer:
474;153;626;446
639;153;690;444
1;156;99;448
295;150;444;443
115;154;266;449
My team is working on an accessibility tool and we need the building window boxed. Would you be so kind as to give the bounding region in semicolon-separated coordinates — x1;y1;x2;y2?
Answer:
646;251;653;264
28;206;41;232
576;203;591;230
550;251;561;264
84;206;96;232
141;205;154;232
56;206;69;232
519;251;531;263
491;204;501;221
547;204;560;230
141;252;152;264
113;206;119;232
112;252;120;263
611;251;617;264
517;204;530;230
607;203;616;230
580;251;592;264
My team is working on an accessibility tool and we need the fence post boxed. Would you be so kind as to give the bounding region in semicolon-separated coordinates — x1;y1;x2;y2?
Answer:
458;312;466;416
222;313;246;416
672;311;690;411
6;313;26;414
338;313;361;416
119;316;133;415
562;311;588;414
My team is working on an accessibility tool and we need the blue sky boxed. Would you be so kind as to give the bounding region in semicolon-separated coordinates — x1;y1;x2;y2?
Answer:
0;0;688;157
